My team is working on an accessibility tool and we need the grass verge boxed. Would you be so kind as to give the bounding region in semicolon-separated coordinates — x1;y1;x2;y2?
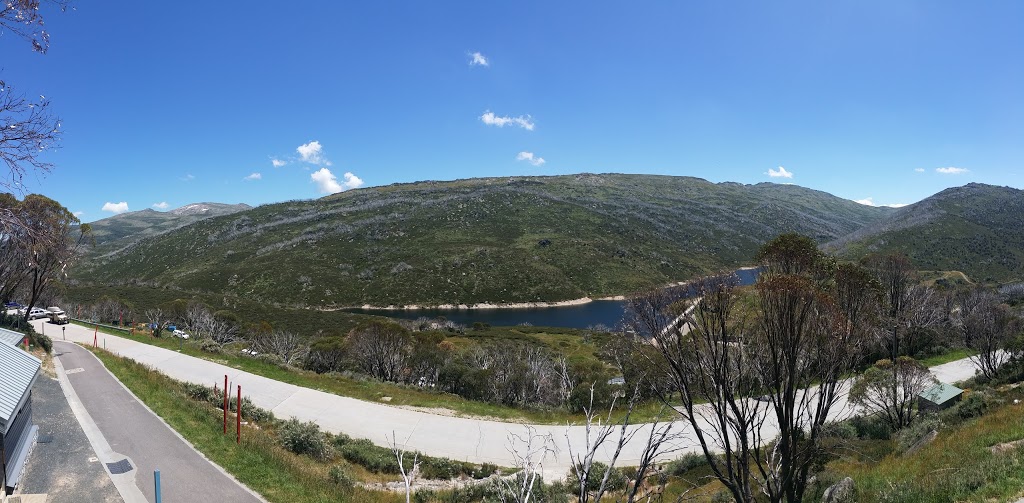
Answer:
88;345;403;503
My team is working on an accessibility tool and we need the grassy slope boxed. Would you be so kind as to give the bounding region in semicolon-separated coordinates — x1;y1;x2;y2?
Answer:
73;174;888;307
827;183;1024;284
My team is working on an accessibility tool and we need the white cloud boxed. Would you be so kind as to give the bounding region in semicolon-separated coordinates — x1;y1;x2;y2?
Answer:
766;166;793;179
469;51;489;66
102;202;129;214
244;172;262;181
271;158;286;168
914;168;925;173
73;211;84;218
311;168;363;194
853;197;907;208
181;173;195;182
480;110;535;131
297;140;331;165
936;166;969;175
341;172;364;189
516;151;546;166
152;202;169;209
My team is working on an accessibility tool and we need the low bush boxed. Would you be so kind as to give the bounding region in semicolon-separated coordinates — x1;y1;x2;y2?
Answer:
337;438;403;474
327;465;355;490
895;415;942;453
565;461;628;493
278;418;332;461
665;452;710;476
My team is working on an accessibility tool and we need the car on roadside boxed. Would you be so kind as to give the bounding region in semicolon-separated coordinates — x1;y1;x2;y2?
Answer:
172;329;190;339
27;307;48;320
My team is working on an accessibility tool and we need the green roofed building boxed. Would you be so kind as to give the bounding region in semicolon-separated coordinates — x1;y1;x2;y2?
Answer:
918;382;964;412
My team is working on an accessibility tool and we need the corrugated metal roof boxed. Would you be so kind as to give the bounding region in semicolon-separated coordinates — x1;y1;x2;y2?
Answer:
0;342;40;433
0;327;25;347
919;382;963;405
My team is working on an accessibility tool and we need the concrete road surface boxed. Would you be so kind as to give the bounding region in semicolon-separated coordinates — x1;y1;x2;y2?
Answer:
35;319;984;480
53;340;265;503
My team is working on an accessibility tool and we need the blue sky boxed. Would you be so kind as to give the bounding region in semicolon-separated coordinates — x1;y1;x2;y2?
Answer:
5;1;1023;221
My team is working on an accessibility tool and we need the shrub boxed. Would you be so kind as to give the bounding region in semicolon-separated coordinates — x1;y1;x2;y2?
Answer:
848;415;893;440
182;382;217;402
277;418;332;461
471;462;498;479
328;465;355;489
941;391;998;424
895;415;942;453
31;331;52;354
420;456;463;480
199;338;222;353
665;452;709;476
821;420;860;440
566;461;627;493
337;438;403;474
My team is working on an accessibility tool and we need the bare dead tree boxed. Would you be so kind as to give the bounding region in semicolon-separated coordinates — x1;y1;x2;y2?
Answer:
624;407;682;503
254;328;308;365
629;274;767;503
348;320;411;382
864;253;918;360
494;426;557;503
956;288;1017;378
850;357;936;430
389;430;420;503
0;82;61;193
1;0;72;54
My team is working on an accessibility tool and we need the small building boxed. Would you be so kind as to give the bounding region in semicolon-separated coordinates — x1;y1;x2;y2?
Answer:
918;382;964;412
0;328;23;348
1;331;41;495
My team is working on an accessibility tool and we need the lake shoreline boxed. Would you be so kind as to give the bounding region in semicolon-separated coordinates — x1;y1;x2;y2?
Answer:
332;266;761;312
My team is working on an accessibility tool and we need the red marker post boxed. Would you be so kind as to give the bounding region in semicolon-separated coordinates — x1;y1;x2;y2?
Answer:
93;325;98;348
223;375;228;434
236;385;242;444
23;337;28;351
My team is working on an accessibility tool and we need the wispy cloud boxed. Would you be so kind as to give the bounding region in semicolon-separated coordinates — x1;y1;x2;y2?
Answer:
469;51;489;66
297;140;330;165
516;151;546;166
271;158;286;168
311;168;363;195
244;172;262;181
102;202;129;214
853;197;908;208
936;166;969;175
180;174;195;182
766;166;793;179
480;110;535;131
914;168;925;173
152;202;169;209
73;210;84;218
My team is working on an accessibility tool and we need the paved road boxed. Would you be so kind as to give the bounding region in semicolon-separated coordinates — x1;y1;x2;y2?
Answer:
52;340;264;503
16;368;121;502
35;320;984;480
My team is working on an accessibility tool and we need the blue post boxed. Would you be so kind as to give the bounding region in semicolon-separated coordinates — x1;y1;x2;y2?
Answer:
154;469;162;503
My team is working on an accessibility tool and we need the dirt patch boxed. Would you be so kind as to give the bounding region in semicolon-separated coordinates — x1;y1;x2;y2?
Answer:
989;439;1024;455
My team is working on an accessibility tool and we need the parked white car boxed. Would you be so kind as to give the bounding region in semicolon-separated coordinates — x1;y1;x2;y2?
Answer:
172;329;190;339
27;307;48;320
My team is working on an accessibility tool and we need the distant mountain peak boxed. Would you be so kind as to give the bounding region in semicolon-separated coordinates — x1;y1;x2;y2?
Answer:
169;202;250;216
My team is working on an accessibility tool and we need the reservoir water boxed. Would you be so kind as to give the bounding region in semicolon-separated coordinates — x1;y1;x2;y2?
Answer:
350;268;760;329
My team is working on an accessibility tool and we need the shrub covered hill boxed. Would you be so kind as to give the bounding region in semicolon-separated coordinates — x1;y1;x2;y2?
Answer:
73;174;890;307
84;202;252;258
825;183;1024;285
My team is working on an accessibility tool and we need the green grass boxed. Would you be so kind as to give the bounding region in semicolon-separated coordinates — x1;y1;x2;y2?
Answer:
829;398;1024;502
88;346;403;503
918;348;977;368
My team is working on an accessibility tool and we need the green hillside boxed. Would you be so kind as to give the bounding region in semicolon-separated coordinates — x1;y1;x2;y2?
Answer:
826;183;1024;284
72;173;889;307
83;202;251;257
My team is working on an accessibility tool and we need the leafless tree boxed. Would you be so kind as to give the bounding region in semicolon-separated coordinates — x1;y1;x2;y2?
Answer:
254;328;308;366
183;303;239;344
144;308;166;335
1;0;72;54
850;357;936;430
956;288;1018;378
348;320;411;382
629;274;766;503
863;253;934;360
389;430;420;503
494;426;557;503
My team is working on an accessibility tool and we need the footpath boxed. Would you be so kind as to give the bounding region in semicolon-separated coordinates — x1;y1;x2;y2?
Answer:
31;320;983;480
